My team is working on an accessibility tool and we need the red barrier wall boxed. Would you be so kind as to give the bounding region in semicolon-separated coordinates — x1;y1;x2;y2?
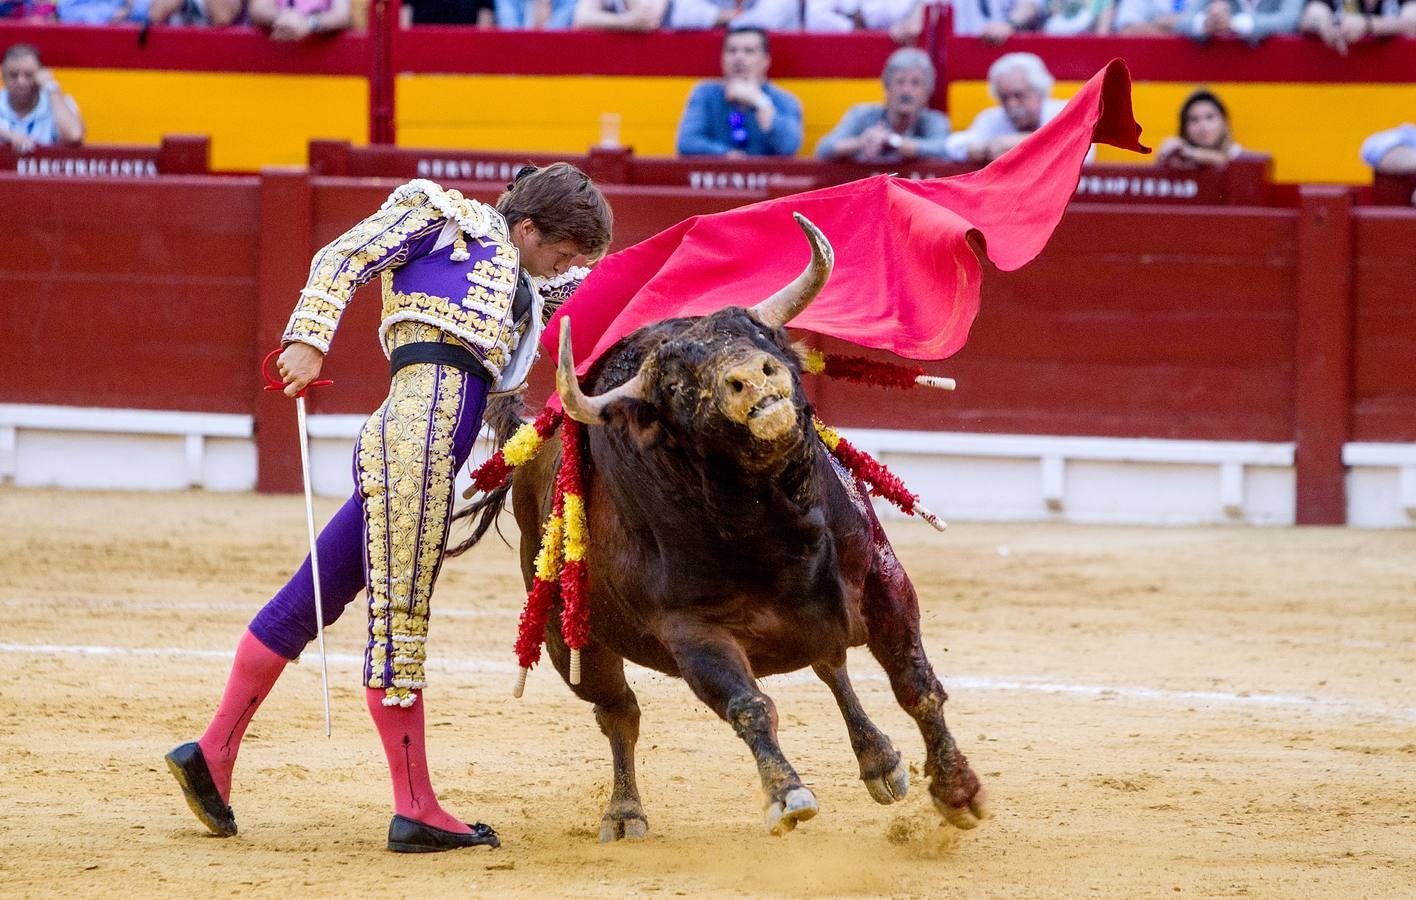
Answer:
312;142;1276;207
4;171;1413;522
1352;208;1416;443
0;135;211;178
0;173;261;414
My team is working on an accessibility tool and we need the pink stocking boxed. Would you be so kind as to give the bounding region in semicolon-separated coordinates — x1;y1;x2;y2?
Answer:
197;628;289;803
366;688;470;833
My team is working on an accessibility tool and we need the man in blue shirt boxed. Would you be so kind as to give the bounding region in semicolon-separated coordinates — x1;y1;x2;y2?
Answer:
675;27;803;158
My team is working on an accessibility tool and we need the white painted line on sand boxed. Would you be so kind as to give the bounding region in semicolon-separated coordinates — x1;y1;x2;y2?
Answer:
2;641;1412;724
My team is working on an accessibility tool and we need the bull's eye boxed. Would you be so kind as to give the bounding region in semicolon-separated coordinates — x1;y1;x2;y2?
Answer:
762;361;777;377
729;378;744;393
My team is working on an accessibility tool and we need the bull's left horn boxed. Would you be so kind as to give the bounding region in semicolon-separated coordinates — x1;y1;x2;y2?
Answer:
557;317;644;425
750;213;835;329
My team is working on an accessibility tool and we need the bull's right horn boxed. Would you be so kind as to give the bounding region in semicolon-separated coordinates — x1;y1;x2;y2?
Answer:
750;213;835;329
557;317;644;425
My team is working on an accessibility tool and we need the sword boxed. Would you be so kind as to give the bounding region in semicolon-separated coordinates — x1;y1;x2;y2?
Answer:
263;348;335;736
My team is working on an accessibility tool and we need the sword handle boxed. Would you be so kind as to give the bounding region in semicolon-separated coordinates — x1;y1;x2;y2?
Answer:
262;347;333;397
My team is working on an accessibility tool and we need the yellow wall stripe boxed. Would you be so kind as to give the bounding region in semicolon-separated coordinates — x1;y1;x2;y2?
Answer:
55;68;368;171
396;74;880;158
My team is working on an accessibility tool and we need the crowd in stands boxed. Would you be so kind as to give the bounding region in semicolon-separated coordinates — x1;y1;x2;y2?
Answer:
661;22;1413;199
1;0;353;35
673;38;1102;166
3;0;1411;44
948;0;1416;44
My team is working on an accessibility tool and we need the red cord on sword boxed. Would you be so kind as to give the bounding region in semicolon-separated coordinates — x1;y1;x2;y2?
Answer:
262;347;335;737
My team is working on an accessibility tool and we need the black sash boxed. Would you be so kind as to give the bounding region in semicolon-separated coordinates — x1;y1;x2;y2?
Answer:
389;341;492;384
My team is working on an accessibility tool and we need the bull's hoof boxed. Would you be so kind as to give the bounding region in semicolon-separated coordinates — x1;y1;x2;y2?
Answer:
931;786;991;830
863;759;910;805
766;787;818;836
599;808;649;843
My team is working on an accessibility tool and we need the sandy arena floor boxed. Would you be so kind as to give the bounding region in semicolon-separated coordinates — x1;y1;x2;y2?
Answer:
0;487;1412;898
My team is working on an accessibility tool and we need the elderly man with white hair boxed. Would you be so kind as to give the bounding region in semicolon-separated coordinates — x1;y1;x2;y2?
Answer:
815;48;951;163
943;53;1077;163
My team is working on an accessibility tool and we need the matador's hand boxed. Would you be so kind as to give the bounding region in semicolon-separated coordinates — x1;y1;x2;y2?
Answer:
277;342;326;398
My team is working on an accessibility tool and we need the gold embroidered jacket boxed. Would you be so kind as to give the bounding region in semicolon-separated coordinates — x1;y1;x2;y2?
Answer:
282;179;533;387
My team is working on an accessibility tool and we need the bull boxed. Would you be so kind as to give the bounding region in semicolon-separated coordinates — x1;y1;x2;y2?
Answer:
474;214;987;840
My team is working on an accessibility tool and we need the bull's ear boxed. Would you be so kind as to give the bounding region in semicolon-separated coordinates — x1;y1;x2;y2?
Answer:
782;337;813;370
603;399;668;451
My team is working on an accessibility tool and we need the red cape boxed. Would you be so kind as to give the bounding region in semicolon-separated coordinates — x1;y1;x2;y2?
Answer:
550;59;1147;372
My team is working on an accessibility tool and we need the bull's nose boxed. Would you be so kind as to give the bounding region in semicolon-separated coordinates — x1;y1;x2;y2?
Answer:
722;354;790;401
718;353;796;439
724;357;781;397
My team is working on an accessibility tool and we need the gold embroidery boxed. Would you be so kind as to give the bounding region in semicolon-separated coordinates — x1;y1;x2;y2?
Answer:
284;189;445;352
359;361;469;706
385;320;452;351
286;180;521;375
378;287;516;375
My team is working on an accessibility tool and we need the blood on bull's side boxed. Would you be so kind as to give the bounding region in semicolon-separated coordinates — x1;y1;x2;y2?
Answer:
465;215;988;841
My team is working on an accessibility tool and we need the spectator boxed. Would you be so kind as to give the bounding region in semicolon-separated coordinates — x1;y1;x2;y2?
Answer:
949;0;1045;41
56;0;149;21
1113;0;1186;33
1156;88;1244;169
1363;124;1416;206
494;0;575;26
572;0;665;31
1042;0;1114;32
147;0;243;25
665;0;800;30
943;52;1069;164
1300;0;1416;55
1180;0;1303;42
816;47;950;164
401;0;494;25
675;27;803;158
803;0;925;41
1362;123;1416;175
877;0;929;42
1;44;83;153
251;0;352;38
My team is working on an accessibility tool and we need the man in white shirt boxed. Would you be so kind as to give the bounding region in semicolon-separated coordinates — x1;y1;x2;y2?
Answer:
943;52;1067;163
0;44;84;153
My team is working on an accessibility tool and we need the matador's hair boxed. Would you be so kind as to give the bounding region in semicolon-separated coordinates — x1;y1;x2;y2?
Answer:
496;162;613;261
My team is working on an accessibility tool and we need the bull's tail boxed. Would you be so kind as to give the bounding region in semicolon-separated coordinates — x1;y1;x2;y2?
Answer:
446;393;528;558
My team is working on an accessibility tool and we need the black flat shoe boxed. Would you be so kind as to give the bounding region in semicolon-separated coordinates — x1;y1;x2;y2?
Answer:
387;815;500;853
164;742;237;837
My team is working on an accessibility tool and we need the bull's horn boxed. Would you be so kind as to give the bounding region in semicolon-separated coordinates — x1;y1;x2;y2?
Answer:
557;317;644;425
750;213;835;328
